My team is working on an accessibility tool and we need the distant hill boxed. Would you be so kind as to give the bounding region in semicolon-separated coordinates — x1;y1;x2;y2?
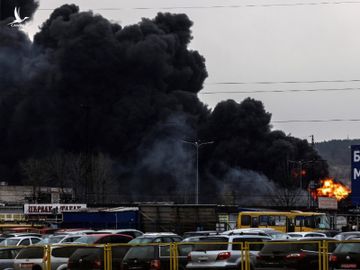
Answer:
315;139;360;186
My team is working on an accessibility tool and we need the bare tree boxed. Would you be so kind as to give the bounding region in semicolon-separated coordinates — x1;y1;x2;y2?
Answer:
20;158;51;202
91;153;117;204
270;186;308;208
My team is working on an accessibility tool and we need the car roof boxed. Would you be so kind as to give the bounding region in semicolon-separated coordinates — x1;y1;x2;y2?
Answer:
5;236;41;240
296;237;336;241
142;232;178;235
199;234;271;239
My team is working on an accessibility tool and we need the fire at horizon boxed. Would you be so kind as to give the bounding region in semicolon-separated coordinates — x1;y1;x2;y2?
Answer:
315;178;351;201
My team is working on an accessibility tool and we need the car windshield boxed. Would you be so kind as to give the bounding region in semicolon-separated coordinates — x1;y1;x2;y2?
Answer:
129;237;156;244
260;242;298;253
337;243;360;253
48;236;64;244
125;246;155;259
75;236;99;244
193;237;228;251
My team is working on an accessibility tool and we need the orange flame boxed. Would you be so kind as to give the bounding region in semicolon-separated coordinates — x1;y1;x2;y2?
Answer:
316;178;351;201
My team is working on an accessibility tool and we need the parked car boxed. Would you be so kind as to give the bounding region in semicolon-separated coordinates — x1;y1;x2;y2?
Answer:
95;229;143;238
122;233;188;270
255;237;337;270
287;232;327;238
122;243;190;270
0;236;42;246
13;245;79;270
73;233;133;244
186;235;271;270
0;247;23;269
68;245;130;270
128;233;182;244
329;240;360;270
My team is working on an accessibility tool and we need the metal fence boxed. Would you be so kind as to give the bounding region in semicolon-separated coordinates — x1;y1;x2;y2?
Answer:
7;239;360;270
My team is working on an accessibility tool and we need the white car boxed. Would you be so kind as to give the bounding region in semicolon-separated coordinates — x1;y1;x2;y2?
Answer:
287;232;327;238
0;236;42;246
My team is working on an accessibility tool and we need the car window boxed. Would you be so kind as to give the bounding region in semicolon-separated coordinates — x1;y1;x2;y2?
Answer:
49;236;64;243
300;242;318;252
233;238;267;251
194;237;228;251
178;244;194;256
76;236;99;244
159;245;171;257
241;215;251;226
6;239;20;246
153;238;162;243
124;246;155;260
16;247;44;259
0;249;13;259
337;243;360;253
111;235;131;243
97;236;111;244
20;239;30;246
162;237;173;243
260;243;298;253
31;238;41;244
306;234;323;237
172;237;182;242
52;247;78;258
129;237;155;244
133;232;142;238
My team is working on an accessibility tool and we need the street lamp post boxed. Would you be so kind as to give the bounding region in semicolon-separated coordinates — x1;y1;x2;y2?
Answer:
183;140;214;204
288;159;326;189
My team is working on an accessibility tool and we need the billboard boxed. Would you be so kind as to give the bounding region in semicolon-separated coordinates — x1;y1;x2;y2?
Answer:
351;145;360;205
318;197;338;209
24;204;87;215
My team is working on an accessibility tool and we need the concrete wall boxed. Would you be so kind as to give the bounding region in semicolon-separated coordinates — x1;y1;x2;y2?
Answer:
0;185;73;204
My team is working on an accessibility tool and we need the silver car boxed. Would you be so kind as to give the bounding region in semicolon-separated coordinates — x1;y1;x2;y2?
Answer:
0;237;42;246
13;245;79;270
186;235;271;270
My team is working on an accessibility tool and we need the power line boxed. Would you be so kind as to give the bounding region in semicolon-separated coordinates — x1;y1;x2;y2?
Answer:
37;1;360;11
206;79;360;85
200;87;360;95
273;118;360;123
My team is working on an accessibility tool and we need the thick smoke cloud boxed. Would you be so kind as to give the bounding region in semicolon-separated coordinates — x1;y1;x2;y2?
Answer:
0;4;327;204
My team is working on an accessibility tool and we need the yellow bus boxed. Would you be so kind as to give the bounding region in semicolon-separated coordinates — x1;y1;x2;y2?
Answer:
237;211;330;232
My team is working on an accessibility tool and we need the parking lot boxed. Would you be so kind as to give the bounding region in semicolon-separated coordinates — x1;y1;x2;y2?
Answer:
2;227;360;270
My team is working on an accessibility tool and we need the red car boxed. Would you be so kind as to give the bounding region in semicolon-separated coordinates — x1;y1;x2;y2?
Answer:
73;233;133;244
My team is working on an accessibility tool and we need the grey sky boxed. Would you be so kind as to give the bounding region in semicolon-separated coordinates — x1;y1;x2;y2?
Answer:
22;0;360;142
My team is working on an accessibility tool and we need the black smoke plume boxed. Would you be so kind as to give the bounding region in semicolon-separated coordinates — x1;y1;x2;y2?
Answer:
0;4;327;205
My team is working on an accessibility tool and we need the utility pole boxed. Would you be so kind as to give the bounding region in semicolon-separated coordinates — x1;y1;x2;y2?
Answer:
310;135;315;148
183;140;214;204
80;104;91;203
